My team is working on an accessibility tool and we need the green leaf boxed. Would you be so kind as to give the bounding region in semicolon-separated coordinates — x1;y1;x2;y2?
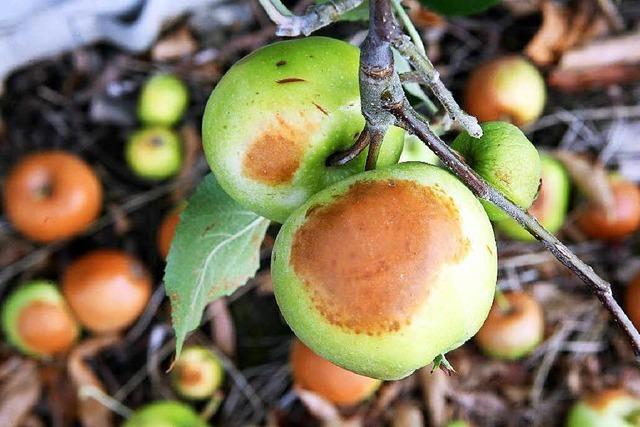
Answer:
315;0;370;22
418;0;500;16
164;174;270;356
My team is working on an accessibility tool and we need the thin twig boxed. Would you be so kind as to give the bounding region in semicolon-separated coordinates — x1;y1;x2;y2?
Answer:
259;0;365;36
326;126;371;166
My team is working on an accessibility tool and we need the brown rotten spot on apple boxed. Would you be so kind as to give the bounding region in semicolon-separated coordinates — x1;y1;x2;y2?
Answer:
585;389;633;411
242;113;318;185
290;179;469;336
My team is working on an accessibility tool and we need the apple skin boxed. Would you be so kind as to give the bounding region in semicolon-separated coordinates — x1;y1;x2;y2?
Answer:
170;345;224;401
291;339;381;406
126;128;183;180
566;389;640;427
1;281;79;357
138;74;189;126
624;273;640;332
474;292;544;360
451;121;542;221
445;422;474;427
465;56;546;127
576;177;640;241
399;134;439;165
202;36;405;223
496;153;570;240
272;162;497;380
123;401;207;427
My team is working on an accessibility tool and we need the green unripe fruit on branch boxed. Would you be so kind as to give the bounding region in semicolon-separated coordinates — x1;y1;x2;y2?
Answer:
566;389;640;427
138;74;189;126
465;56;546;127
496;154;570;240
2;281;79;357
171;346;224;400
124;401;208;427
126;128;183;180
272;162;497;380
451;121;542;221
203;37;405;223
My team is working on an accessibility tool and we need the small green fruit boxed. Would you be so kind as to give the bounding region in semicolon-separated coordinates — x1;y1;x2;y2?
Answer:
126;128;183;180
496;153;570;240
474;292;544;360
566;389;640;427
451;121;541;221
465;56;546;127
272;162;497;380
2;281;79;357
138;74;189;126
124;401;207;427
399;134;439;165
203;37;404;223
171;346;224;400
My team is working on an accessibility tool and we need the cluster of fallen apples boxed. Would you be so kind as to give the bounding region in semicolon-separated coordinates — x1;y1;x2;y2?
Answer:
3;34;640;425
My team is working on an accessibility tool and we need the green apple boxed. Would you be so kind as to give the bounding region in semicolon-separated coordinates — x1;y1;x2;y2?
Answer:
272;162;497;380
202;36;405;223
124;401;208;427
138;74;189;126
126;127;183;180
474;292;544;360
171;346;224;400
451;121;541;221
465;56;546;127
496;153;570;240
566;389;640;427
2;281;79;357
399;134;439;165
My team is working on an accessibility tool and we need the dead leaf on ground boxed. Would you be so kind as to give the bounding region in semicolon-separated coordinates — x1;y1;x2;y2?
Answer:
68;335;119;427
0;358;41;427
419;366;449;426
152;27;198;62
525;0;609;65
553;150;614;215
294;386;346;427
390;401;425;427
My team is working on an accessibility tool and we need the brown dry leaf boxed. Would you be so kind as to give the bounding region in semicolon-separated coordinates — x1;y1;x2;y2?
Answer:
526;0;609;65
553;150;614;214
418;367;448;427
208;298;236;357
294;386;341;425
68;335;119;427
152;27;198;62
390;401;425;427
0;358;41;427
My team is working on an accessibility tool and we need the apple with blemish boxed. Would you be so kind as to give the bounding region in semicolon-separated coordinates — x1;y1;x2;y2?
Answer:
138;74;189;126
496;153;570;240
62;250;152;333
124;401;207;427
290;339;381;406
3;151;102;242
126;128;183;180
566;389;640;427
171;345;224;400
272;163;497;380
1;281;79;357
474;292;544;360
576;177;640;241
465;56;546;127
451;121;541;221
202;36;405;223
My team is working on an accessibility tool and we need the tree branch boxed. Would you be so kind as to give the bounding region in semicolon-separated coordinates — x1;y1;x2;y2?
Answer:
356;0;640;357
258;0;365;36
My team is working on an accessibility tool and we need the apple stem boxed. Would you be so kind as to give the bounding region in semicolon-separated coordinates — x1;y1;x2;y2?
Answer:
326;126;371;166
